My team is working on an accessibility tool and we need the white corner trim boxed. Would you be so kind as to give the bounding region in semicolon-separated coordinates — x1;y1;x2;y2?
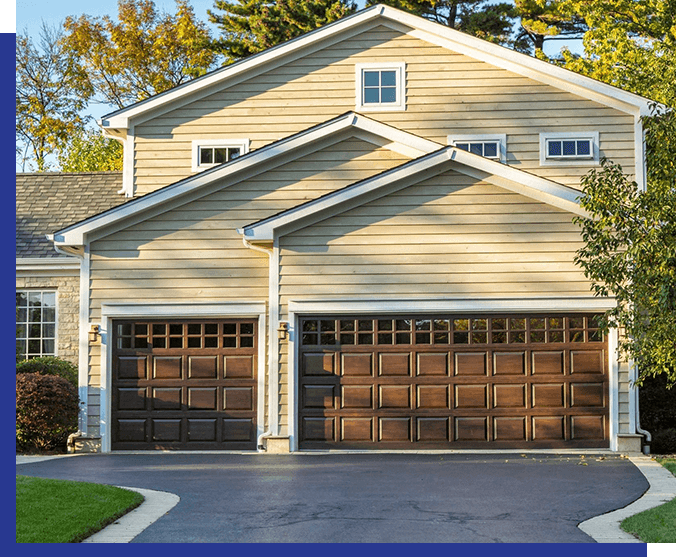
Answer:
98;301;267;453
122;125;134;197
634;116;646;192
539;131;600;167
355;61;406;112
447;134;507;164
78;247;91;434
608;328;619;452
190;138;250;172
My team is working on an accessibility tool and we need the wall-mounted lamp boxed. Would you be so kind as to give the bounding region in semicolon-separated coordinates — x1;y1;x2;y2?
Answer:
277;321;289;340
88;324;100;343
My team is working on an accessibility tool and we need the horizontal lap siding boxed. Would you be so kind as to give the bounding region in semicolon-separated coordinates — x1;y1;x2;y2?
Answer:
87;138;410;412
276;170;596;435
134;23;635;195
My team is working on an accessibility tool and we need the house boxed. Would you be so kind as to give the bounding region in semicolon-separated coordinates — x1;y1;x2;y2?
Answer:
44;4;654;453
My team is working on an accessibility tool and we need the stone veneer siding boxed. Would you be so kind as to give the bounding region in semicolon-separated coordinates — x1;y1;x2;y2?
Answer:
16;275;80;365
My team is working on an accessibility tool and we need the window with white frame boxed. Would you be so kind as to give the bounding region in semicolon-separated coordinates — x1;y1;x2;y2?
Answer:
539;132;599;165
16;290;56;359
355;62;406;111
448;134;507;163
191;139;249;171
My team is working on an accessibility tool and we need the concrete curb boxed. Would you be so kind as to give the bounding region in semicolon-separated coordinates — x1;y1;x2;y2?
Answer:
578;455;676;543
81;486;180;543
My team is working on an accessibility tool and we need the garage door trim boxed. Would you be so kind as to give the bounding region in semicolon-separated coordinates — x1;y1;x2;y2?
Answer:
99;302;267;452
286;298;618;451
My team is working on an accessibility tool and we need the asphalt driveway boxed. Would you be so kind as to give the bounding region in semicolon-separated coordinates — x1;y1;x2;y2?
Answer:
16;453;648;543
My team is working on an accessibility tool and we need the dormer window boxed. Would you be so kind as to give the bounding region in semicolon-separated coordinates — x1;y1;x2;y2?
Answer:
448;134;507;163
192;139;249;171
539;132;599;166
356;62;405;112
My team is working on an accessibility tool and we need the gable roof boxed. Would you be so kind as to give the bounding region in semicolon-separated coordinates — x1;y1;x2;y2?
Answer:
16;172;126;258
50;113;442;247
239;146;590;242
100;3;655;132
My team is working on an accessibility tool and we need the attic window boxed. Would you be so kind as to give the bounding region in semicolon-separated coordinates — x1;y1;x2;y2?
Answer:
192;139;249;171
539;132;599;166
356;62;405;112
448;134;507;163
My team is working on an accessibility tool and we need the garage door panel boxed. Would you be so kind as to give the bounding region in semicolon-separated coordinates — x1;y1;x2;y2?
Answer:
112;319;257;450
299;313;608;449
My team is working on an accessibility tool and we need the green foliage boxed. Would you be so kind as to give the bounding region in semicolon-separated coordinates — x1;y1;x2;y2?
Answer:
16;373;79;452
16;476;144;543
208;0;356;62
57;128;123;172
16;23;93;172
367;1;517;45
64;0;217;108
16;356;78;389
512;0;586;54
558;0;676;105
639;374;676;451
652;429;676;453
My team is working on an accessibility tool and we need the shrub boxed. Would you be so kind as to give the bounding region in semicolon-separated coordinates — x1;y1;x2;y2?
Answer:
16;356;78;389
16;373;79;452
651;429;676;454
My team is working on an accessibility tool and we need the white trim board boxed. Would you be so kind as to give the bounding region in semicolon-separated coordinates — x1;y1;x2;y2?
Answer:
99;4;655;130
50;112;441;248
98;301;267;453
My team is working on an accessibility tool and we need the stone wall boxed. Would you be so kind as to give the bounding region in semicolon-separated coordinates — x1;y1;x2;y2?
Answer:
16;275;80;365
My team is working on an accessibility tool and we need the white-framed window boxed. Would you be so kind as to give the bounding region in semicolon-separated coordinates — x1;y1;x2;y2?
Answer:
191;139;250;171
355;62;406;112
448;134;507;163
16;290;57;359
539;132;599;166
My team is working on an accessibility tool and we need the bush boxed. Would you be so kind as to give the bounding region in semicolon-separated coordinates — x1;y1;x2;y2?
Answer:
651;429;676;454
16;373;79;452
16;356;78;389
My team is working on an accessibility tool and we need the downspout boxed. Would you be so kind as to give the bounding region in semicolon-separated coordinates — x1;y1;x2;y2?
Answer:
52;243;89;449
242;237;275;451
632;363;652;454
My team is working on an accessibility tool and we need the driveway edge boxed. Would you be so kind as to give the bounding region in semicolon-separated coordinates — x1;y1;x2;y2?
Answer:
578;455;676;543
81;486;180;543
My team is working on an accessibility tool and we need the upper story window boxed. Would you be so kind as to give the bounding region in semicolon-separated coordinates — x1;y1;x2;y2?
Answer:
448;134;507;163
356;62;406;112
192;139;250;172
539;132;599;166
16;290;56;359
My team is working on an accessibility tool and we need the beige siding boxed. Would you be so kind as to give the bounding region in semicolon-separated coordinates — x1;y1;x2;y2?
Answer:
86;138;411;414
134;23;635;194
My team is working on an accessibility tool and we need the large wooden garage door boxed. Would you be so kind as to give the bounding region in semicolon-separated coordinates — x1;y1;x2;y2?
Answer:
112;319;257;450
298;314;609;449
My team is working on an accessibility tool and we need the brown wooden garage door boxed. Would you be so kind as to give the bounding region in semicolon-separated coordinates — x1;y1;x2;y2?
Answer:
298;314;609;449
112;319;257;450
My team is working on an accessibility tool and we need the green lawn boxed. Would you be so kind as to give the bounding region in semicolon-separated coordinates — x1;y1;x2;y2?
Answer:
620;458;676;543
16;475;144;543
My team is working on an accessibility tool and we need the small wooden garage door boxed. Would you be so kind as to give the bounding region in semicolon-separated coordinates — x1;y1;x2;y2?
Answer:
298;314;609;449
112;319;257;450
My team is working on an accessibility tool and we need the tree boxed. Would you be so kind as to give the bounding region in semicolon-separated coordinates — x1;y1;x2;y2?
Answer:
558;0;676;105
56;128;123;172
16;23;92;172
367;1;517;45
557;0;676;385
512;0;586;55
208;0;356;62
63;0;217;109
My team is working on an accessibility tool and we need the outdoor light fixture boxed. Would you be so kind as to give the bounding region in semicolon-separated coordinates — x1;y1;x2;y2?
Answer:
277;321;289;340
88;324;100;343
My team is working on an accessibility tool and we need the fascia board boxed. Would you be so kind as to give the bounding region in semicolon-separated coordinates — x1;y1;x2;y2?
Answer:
382;7;656;116
100;7;384;129
52;114;357;246
16;257;80;271
241;147;589;241
241;149;455;240
446;149;590;218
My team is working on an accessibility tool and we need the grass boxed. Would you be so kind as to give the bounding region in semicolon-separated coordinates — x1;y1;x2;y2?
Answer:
620;458;676;543
16;475;144;543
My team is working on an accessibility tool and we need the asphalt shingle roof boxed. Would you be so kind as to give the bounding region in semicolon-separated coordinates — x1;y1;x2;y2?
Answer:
16;172;128;258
